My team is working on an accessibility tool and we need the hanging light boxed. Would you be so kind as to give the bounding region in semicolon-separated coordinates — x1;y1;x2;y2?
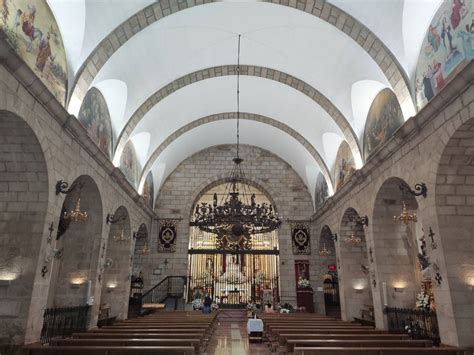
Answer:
139;240;151;255
394;201;417;225
63;197;88;222
113;221;130;243
319;243;331;256
344;230;362;245
189;35;282;248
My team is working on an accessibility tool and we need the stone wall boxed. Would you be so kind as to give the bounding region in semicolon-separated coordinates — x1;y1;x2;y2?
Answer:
0;50;152;345
310;62;474;347
134;144;314;305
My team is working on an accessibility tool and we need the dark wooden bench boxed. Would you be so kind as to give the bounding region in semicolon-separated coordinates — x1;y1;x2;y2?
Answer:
285;339;432;353
51;338;201;353
72;333;204;339
23;345;195;355
293;347;467;355
278;333;410;346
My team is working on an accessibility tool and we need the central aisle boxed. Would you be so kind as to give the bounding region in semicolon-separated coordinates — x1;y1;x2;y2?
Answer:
204;309;270;355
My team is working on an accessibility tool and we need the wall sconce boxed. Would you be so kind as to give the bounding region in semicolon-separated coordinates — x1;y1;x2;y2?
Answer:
70;277;86;288
106;282;117;292
393;281;406;292
468;278;474;291
106;213;127;225
0;266;21;285
400;182;427;198
354;287;364;293
354;216;369;227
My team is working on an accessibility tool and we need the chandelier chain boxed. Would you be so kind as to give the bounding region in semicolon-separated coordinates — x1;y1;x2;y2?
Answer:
236;34;241;159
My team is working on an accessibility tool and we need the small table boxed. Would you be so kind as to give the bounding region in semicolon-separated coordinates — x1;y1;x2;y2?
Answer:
247;318;264;343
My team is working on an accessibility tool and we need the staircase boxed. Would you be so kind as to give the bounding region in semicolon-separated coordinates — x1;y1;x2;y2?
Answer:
139;276;187;314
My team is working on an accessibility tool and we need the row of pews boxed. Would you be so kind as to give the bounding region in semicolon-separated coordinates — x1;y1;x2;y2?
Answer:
258;313;467;355
24;311;216;355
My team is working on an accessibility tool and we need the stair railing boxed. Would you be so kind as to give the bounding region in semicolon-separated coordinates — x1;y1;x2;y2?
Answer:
140;276;187;311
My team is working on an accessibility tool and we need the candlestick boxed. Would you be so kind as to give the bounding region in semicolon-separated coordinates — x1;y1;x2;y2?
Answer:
382;281;388;307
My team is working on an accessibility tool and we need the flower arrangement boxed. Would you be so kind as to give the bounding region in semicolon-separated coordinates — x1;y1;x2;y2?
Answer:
415;290;431;310
279;302;294;313
297;278;312;289
192;298;203;310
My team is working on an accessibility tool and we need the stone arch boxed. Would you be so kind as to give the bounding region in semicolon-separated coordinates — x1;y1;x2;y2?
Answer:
68;1;413;118
100;205;132;319
140;112;333;194
115;66;361;170
318;225;340;318
434;118;474;347
338;207;372;321
0;110;50;345
48;175;103;309
132;223;150;280
371;177;422;320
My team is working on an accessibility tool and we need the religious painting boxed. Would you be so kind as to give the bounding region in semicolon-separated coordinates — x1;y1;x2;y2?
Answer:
363;89;404;160
314;173;329;209
78;88;113;159
0;0;68;105
157;219;177;253
142;171;154;209
120;140;141;189
333;141;356;191
415;0;473;110
291;222;311;255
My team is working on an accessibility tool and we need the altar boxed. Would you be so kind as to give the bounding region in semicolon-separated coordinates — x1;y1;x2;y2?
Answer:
228;289;240;304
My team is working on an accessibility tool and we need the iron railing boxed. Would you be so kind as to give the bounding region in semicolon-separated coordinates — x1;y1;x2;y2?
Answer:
141;276;186;306
385;307;440;345
40;305;90;344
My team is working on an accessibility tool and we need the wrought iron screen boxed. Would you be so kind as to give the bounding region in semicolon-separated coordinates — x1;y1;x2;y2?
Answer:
385;307;440;345
40;305;90;344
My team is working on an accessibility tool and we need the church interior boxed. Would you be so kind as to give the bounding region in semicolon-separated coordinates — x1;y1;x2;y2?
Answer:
0;0;473;354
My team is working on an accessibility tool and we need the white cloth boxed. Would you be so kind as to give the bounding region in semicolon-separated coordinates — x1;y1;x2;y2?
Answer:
247;318;264;334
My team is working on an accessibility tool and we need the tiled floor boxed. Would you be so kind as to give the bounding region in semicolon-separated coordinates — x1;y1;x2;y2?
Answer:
203;310;271;355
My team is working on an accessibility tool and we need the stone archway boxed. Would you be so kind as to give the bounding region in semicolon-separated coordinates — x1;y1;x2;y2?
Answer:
434;118;474;347
317;225;340;318
338;207;373;322
371;177;423;328
0;111;49;345
100;206;132;320
48;175;103;308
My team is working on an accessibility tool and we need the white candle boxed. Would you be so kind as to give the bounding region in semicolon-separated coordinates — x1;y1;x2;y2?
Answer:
382;281;388;307
86;280;92;304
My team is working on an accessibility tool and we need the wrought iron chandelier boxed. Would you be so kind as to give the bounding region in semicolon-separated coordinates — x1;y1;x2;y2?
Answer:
394;201;417;225
319;243;331;256
63;184;88;222
344;230;362;245
190;35;282;243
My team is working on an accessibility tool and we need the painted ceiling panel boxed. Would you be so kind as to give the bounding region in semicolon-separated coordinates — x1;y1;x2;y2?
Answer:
329;0;443;80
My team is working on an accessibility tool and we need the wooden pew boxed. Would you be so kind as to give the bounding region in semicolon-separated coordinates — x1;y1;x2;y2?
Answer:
285;339;432;353
293;347;467;355
72;333;204;340
278;333;410;346
51;338;201;353
23;345;196;355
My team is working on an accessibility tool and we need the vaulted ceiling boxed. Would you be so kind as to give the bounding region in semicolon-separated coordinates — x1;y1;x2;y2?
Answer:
47;0;444;206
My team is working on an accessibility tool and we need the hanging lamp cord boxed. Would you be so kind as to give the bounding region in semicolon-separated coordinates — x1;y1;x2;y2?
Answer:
236;34;241;160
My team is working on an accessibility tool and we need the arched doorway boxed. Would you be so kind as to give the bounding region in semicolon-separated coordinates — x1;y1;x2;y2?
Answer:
372;178;423;311
319;225;340;318
0;111;49;344
187;182;280;308
100;206;131;319
435;118;474;347
339;208;373;322
49;175;103;308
